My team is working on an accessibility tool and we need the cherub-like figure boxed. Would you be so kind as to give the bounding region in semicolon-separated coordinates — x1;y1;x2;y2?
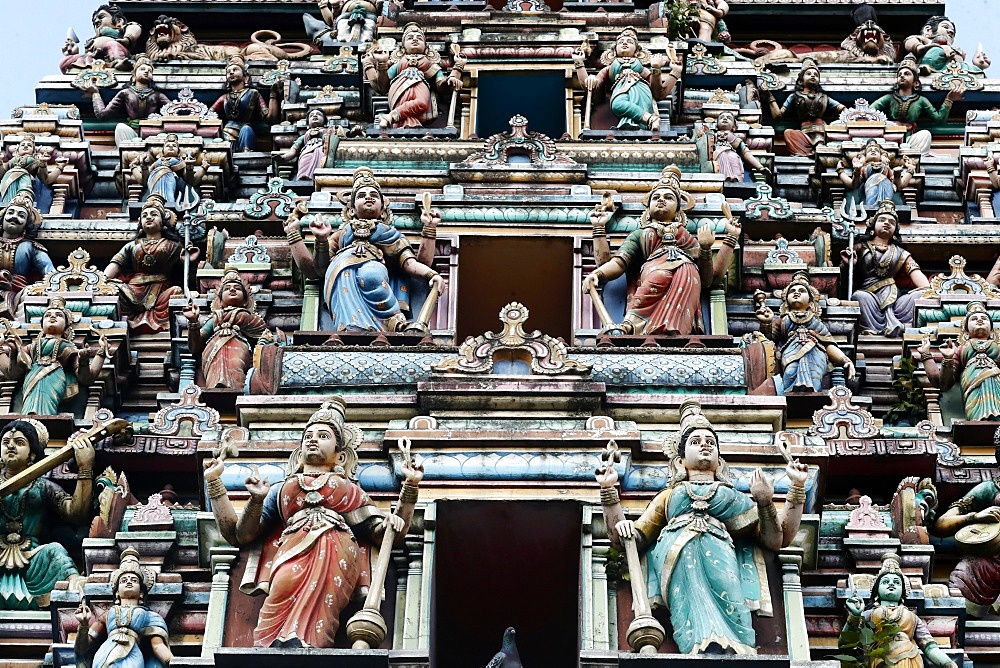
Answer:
60;4;142;73
842;554;956;668
596;401;808;654
85;56;172;146
362;23;465;130
0;296;109;416
762;58;847;156
837;139;913;208
0;135;67;210
204;397;423;647
183;270;272;389
279;108;345;180
573;28;681;132
128;133;206;211
871;56;963;154
209;55;283;152
0;194;54;319
695;110;769;181
74;547;173;668
755;271;855;393
903;15;990;75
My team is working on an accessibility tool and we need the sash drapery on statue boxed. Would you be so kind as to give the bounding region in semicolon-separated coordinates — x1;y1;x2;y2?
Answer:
386;58;439;128
90;605;170;668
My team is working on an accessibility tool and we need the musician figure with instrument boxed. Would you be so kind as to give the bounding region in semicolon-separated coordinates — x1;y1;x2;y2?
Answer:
0;418;93;609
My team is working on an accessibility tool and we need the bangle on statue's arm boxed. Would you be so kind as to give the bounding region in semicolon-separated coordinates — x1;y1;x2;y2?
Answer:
286;227;303;245
207;477;228;500
786;483;807;507
600;486;620;506
721;234;738;249
399;482;419;504
757;500;778;521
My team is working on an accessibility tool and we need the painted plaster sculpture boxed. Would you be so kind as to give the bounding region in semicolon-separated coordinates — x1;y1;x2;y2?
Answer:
279;108;345;180
144;15;312;63
104;194;185;334
573;28;681;132
204;397;423;647
184;270;272;389
582;165;738;335
210;55;283;152
841;554;956;668
903;15;990;75
841;200;928;337
362;23;465;129
0;194;54;319
838;139;913;209
0;134;67;210
755;271;855;393
762;58;847;156
286;167;443;332
74;547;173;668
85;56;172;146
0;419;93;609
871;57;963;154
0;296;108;416
128;133;206;211
596;400;808;654
917;301;1000;422
695;110;769;181
303;0;401;44
60;4;142;73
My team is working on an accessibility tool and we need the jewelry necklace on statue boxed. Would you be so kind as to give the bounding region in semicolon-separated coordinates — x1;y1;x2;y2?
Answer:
297;471;331;506
683;480;720;512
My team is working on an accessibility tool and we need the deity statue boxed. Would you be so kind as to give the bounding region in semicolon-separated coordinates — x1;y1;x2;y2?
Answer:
362;23;465;130
841;554;957;668
286;167;443;332
210;55;283;152
128;133;206;211
688;0;730;42
183;270;272;389
204;397;423;648
104;194;186;334
837;139;913;209
60;4;142;73
841;200;928;337
74;547;173;668
0;418;94;609
572;28;681;132
303;0;401;44
0;194;54;319
755;271;855;393
916;301;1000;422
85;56;172;146
279;108;345;181
595;400;808;654
871;56;963;154
582;165;739;336
0;134;67;211
0;296;109;416
761;58;847;156
903;15;990;75
695;110;770;181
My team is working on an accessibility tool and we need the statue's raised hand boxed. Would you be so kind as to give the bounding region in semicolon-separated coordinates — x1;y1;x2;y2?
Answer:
748;468;774;504
851;153;864;169
939;338;958;360
571;49;586;68
845;595;864;617
785;459;809;487
755;304;774;323
419;208;441;232
75;601;93;625
182;299;201;323
203;456;225;483
595;461;619;489
914;335;932;362
946;81;966;102
71;434;97;470
589;206;611;234
649;53;666;70
309;217;332;241
401;453;424;486
697;223;715;249
244;464;269;501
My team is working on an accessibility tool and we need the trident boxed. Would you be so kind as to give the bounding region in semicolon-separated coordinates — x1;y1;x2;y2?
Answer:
836;200;867;298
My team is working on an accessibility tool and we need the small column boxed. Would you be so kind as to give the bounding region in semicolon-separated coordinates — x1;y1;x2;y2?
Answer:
979;191;995;218
591;540;611;650
49;182;70;215
127;183;144;204
178;353;197;390
709;287;728;335
401;535;424;649
780;547;811;661
202;546;239;658
923;385;943;427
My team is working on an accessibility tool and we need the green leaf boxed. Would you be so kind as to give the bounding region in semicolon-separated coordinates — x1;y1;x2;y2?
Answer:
859;626;874;645
828;655;859;663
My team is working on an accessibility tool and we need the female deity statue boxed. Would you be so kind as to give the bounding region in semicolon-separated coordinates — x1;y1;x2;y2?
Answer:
362;23;465;130
204;397;423;648
837;139;914;209
916;301;1000;422
131;133;206;211
0;419;94;609
596;400;808;654
279;108;345;180
0;296;109;416
755;271;855;393
104;194;186;334
572;28;681;132
841;554;956;668
183;270;272;389
60;4;142;73
841;199;929;337
695;110;770;181
762;58;847;156
582;165;738;336
0;134;66;211
74;547;173;668
0;194;54;319
285;167;443;332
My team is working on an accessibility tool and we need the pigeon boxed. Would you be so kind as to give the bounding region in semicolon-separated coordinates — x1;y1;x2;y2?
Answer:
486;627;522;668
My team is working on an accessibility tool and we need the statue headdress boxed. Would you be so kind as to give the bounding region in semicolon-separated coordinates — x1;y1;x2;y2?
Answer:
871;552;911;603
132;55;154;84
139;193;178;230
110;546;156;600
664;399;733;486
779;270;821;318
601;27;650;66
212;268;256;313
338;167;393;227
289;397;362;480
1;191;44;232
43;295;76;340
896;56;921;89
872;198;899;222
20;418;50;450
962;300;994;336
640;165;694;228
226;54;249;79
392;23;438;63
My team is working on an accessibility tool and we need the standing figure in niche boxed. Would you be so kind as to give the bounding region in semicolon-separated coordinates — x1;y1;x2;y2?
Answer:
762;58;847;156
133;133;206;211
871;56;963;154
85;56;172;146
573;28;681;132
755;271;855;393
841;199;928;337
695;110;770;181
285;167;442;332
210;55;283;152
183;270;272;389
0;134;66;209
60;4;142;73
841;553;957;668
903;15;990;75
204;397;423;648
596;400;808;654
362;22;465;130
279;108;345;181
74;547;173;668
0;296;109;416
916;301;1000;422
104;194;185;334
0;419;93;609
0;194;54;319
838;139;913;209
582;165;739;336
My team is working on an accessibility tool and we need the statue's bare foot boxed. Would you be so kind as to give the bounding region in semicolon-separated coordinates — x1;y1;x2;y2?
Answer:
378;113;394;129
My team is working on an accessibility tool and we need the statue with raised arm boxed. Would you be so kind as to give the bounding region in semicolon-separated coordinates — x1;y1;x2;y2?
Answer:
595;400;808;654
85;56;172;146
0;134;66;209
0;419;93;609
0;194;54;319
210;55;283;152
279;108;345;181
285;167;443;332
837;139;913;209
761;58;847;156
203;397;423;648
60;4;142;73
903;15;990;75
74;547;173;668
582;165;738;335
871;56;963;154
